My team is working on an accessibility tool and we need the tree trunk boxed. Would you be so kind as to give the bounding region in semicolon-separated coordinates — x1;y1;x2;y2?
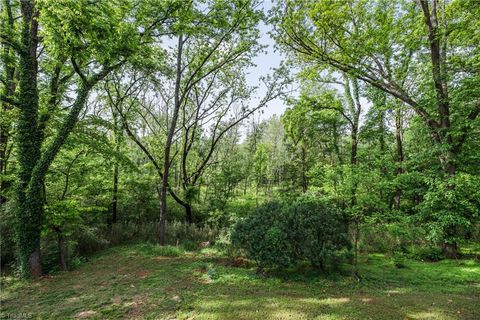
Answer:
58;233;68;271
393;108;404;210
110;106;121;226
353;219;360;279
111;162;118;225
159;34;184;245
344;77;361;278
28;246;42;278
16;0;42;278
158;184;167;245
442;242;459;259
184;202;193;224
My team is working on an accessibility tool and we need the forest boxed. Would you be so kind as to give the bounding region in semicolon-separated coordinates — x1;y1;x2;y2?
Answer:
0;0;479;319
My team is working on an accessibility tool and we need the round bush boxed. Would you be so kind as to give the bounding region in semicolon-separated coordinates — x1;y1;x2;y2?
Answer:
231;202;295;268
287;197;350;271
231;197;350;271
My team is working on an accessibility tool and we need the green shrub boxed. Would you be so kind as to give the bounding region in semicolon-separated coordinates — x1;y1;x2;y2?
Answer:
76;225;109;254
417;174;480;247
392;252;408;269
209;230;238;258
231;202;295;268
360;221;426;254
69;256;87;270
181;240;198;251
410;246;445;262
207;265;219;280
231;198;349;271
287;197;350;271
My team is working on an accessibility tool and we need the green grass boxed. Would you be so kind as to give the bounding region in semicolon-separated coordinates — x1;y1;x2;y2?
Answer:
1;244;479;319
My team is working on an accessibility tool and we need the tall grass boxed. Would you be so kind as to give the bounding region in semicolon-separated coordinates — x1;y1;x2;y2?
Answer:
107;220;221;247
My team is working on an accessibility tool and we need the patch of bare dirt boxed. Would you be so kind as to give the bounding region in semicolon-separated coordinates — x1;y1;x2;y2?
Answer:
126;294;149;318
153;256;173;262
74;310;98;319
135;270;152;279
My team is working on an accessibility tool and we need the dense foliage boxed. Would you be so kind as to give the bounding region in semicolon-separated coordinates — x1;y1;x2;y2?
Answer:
0;0;479;280
232;197;350;271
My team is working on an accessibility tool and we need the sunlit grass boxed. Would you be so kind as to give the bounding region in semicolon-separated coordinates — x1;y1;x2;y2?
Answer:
1;243;479;319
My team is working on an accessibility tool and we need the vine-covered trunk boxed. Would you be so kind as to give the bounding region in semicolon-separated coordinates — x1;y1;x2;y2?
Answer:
16;0;42;278
18;185;44;277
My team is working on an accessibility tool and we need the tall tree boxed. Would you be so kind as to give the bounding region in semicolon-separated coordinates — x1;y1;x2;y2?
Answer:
0;0;17;205
113;0;271;244
0;0;173;277
273;0;480;255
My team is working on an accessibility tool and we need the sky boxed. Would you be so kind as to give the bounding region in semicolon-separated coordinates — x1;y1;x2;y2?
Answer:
244;1;293;121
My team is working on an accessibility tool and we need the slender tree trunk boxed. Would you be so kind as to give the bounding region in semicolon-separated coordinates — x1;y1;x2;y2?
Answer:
393;108;404;210
353;218;360;279
111;163;118;224
159;34;184;245
344;77;361;279
57;231;68;271
184;202;193;224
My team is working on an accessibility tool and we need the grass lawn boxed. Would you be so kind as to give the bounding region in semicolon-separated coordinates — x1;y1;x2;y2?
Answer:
1;244;479;320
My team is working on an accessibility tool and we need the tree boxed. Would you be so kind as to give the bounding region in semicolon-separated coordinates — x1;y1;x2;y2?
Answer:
111;0;287;244
0;0;17;205
273;0;480;255
0;0;174;278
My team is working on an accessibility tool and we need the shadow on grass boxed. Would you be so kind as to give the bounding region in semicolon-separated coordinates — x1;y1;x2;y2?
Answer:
1;245;479;320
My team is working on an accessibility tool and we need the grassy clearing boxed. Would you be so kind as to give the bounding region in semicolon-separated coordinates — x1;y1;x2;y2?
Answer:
1;244;479;320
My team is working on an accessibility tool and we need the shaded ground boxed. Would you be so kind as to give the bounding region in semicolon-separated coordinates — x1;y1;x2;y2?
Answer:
1;244;479;319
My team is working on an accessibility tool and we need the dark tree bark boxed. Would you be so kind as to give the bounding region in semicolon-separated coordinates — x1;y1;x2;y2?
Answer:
184;202;193;224
393;108;404;210
58;235;68;271
54;227;68;271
